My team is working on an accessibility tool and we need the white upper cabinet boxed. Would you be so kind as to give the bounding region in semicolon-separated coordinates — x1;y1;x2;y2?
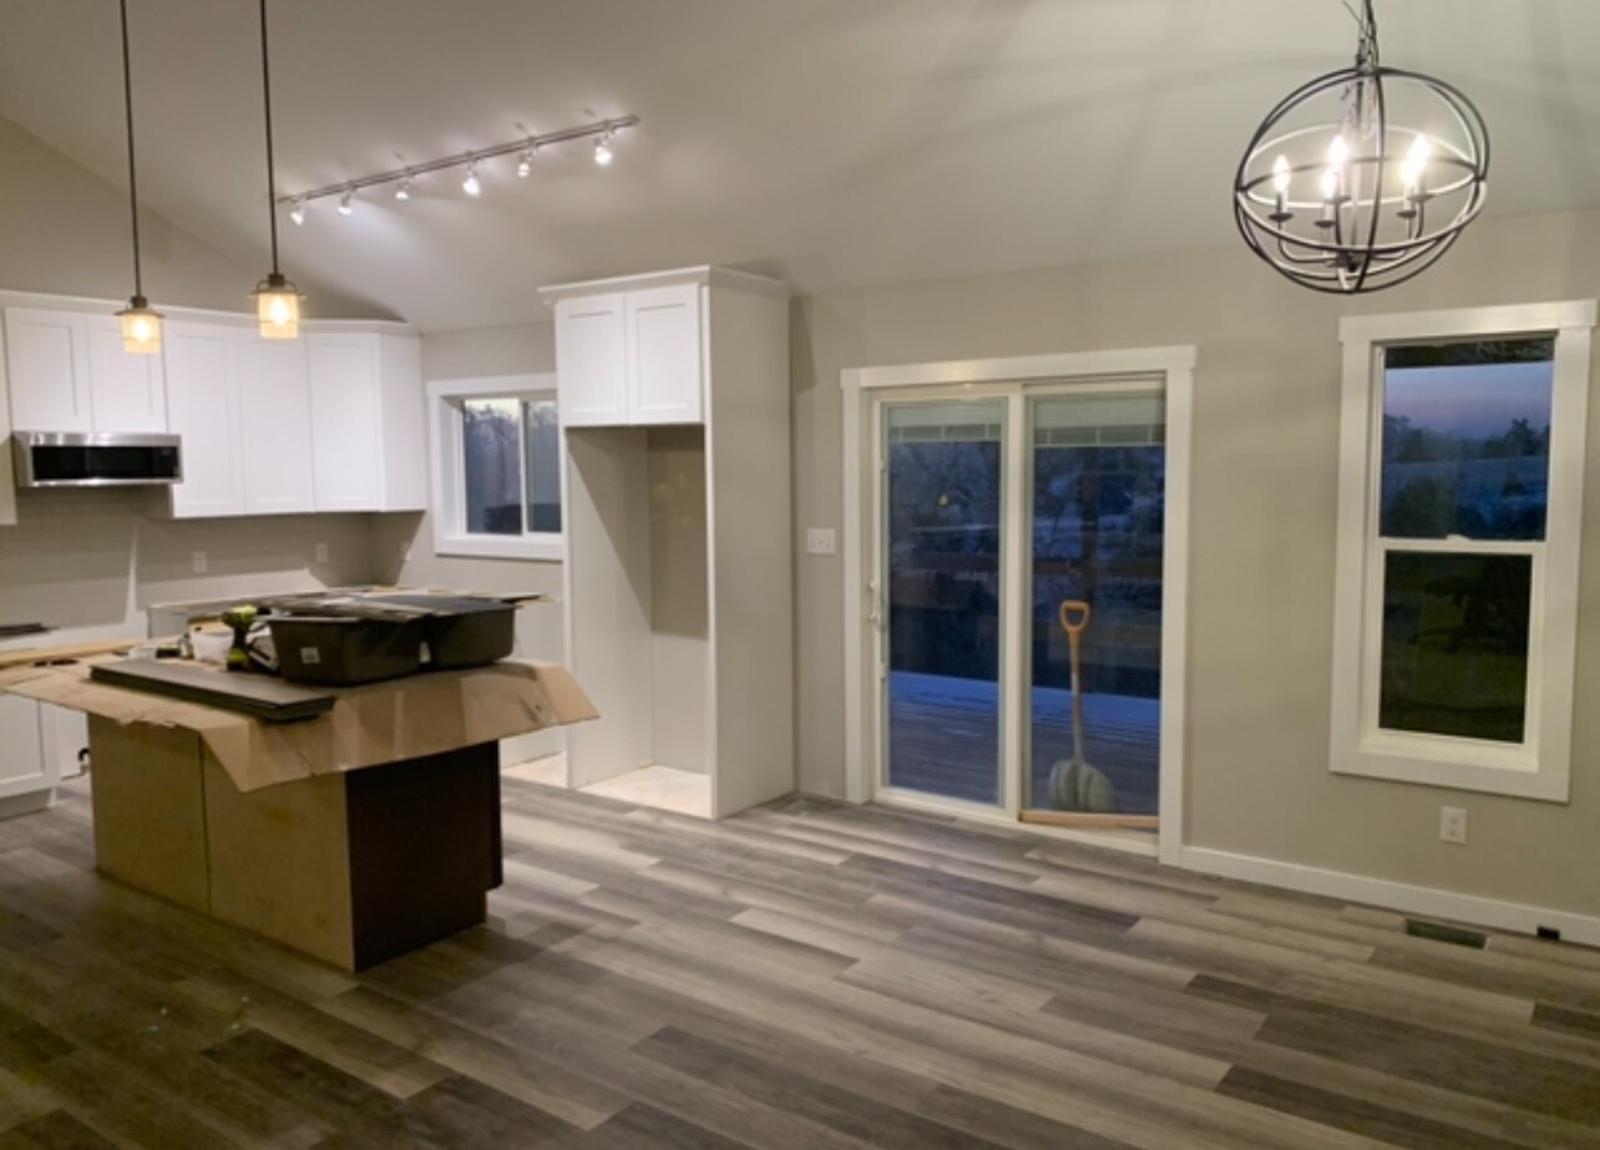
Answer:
237;335;314;514
3;308;166;434
627;284;703;424
4;308;92;431
308;331;425;512
165;322;245;518
86;316;167;433
545;276;707;427
552;294;628;426
0;294;422;524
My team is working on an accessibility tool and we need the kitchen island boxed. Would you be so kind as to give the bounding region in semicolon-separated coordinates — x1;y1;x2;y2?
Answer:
0;656;594;969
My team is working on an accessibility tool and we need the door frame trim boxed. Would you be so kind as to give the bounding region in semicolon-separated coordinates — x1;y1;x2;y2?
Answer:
841;346;1195;866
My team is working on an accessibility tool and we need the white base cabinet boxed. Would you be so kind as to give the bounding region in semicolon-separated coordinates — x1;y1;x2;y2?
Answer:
544;267;794;819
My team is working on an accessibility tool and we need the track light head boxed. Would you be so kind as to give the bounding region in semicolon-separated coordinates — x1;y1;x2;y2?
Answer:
462;161;482;197
516;148;534;178
394;176;412;201
289;199;306;226
337;189;354;216
593;133;614;167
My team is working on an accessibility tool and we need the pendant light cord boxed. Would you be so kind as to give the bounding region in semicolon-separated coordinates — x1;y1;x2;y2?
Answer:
259;0;281;278
119;0;143;299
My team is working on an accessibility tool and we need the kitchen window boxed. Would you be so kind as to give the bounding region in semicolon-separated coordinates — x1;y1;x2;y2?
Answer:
1331;302;1595;802
427;375;563;561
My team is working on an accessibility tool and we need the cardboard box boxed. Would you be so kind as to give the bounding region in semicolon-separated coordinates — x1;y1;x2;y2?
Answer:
3;659;595;969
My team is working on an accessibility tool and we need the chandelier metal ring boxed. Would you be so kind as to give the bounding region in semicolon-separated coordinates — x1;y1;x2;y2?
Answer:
1232;1;1490;295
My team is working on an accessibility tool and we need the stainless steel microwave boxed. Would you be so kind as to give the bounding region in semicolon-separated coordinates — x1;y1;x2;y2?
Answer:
11;431;183;488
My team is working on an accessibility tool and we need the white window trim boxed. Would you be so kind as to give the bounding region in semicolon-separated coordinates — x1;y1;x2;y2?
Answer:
427;373;564;562
1330;300;1596;803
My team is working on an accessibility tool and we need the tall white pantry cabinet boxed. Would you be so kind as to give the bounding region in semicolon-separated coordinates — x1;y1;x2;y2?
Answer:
540;267;794;818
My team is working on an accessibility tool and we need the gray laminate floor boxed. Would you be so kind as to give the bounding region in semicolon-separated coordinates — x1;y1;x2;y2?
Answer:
0;775;1596;1148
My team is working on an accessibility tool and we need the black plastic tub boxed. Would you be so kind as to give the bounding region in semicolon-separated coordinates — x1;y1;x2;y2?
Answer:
268;615;426;685
370;595;516;669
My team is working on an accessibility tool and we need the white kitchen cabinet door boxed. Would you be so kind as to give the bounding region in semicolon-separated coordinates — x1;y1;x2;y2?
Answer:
0;695;49;801
554;294;628;426
308;333;382;511
3;308;90;431
626;284;703;424
238;335;314;514
165;323;245;518
86;315;167;433
38;703;88;780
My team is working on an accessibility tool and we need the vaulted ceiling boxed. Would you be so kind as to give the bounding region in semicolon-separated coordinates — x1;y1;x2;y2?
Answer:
0;0;1596;330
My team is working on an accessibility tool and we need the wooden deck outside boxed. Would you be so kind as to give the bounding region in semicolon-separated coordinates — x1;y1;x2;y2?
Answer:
888;671;1160;813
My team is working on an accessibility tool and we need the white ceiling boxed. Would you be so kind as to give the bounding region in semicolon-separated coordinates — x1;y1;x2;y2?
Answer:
0;0;1596;331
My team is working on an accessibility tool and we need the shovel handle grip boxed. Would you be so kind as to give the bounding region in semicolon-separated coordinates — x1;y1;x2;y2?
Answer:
1059;600;1091;637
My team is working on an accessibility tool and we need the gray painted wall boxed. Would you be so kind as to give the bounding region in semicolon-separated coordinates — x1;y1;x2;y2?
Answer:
791;206;1600;919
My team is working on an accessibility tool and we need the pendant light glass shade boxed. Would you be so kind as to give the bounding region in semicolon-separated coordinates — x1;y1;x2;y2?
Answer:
117;296;163;354
116;0;160;354
253;272;302;340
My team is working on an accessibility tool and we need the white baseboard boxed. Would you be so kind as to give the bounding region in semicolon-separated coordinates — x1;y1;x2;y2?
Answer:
1180;846;1600;950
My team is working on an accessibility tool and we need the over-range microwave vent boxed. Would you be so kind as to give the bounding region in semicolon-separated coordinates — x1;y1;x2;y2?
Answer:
11;431;183;488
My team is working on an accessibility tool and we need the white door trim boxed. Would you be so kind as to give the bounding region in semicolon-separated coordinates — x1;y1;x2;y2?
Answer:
841;346;1195;865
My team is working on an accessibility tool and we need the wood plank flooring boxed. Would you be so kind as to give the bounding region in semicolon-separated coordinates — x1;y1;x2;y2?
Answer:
0;777;1597;1148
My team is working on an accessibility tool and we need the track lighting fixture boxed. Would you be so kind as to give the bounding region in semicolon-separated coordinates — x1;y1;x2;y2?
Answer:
289;199;306;226
337;189;354;216
275;115;636;214
114;0;161;355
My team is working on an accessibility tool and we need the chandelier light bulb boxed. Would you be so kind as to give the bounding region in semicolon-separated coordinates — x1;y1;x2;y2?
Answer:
1320;167;1339;201
1271;155;1291;195
593;133;614;167
289;199;306;226
1326;134;1350;169
337;189;354;216
462;162;482;197
1401;133;1431;191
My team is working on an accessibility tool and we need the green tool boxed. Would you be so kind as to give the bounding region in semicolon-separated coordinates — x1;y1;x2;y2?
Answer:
220;604;259;672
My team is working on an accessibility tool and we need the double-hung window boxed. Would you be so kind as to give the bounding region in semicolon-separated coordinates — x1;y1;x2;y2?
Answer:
1331;302;1595;802
427;374;563;561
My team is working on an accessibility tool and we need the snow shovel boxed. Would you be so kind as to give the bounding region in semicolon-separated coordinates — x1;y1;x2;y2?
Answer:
1048;599;1116;813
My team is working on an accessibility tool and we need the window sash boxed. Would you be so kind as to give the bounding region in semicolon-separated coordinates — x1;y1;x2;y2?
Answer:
455;392;559;543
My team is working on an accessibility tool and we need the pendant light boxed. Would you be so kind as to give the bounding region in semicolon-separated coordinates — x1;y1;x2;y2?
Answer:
1232;0;1489;294
251;0;302;339
114;0;161;355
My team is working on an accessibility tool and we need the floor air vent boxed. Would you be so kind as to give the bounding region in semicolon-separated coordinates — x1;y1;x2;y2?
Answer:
1404;918;1488;949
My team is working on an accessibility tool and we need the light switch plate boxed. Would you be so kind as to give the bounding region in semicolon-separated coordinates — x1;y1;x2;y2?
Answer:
806;527;837;557
1439;805;1468;845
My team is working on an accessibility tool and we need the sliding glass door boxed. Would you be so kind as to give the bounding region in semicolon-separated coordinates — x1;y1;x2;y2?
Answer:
873;381;1168;831
1024;391;1165;824
879;399;1007;804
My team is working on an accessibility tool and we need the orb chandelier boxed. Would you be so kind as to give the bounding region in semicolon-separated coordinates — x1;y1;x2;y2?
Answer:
1233;0;1489;294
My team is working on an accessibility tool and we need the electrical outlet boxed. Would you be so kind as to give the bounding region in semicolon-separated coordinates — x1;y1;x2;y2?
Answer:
192;550;208;575
806;527;837;557
1439;805;1468;845
314;541;330;565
